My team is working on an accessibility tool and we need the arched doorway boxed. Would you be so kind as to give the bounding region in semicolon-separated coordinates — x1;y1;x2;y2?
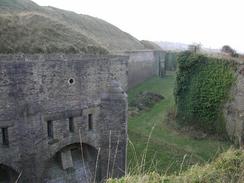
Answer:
43;143;100;183
0;164;19;183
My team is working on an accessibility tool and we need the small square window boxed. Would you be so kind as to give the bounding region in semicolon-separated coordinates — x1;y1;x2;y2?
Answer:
1;128;9;146
69;117;74;132
88;114;93;130
47;120;54;138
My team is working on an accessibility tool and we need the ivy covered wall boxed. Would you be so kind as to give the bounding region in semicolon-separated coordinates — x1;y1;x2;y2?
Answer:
174;51;236;135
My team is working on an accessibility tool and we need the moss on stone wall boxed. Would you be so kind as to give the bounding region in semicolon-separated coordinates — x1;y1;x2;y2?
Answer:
174;51;236;135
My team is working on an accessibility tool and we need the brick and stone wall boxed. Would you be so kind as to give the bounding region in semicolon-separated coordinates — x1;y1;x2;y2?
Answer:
0;54;128;182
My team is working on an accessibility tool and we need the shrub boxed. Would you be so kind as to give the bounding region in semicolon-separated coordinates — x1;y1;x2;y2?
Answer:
221;45;239;58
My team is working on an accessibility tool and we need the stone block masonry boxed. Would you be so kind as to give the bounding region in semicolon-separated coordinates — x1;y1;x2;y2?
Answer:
0;54;128;183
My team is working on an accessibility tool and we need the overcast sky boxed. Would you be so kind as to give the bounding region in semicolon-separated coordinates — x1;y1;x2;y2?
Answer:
32;0;244;52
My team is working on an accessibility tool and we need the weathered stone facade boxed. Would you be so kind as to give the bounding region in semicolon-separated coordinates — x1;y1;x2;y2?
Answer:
124;50;166;89
0;54;128;182
224;61;244;147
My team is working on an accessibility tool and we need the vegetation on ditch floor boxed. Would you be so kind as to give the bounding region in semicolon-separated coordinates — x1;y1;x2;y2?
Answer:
126;73;230;175
130;92;164;111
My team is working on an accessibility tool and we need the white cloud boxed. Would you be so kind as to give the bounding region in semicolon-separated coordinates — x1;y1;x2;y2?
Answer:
32;0;244;52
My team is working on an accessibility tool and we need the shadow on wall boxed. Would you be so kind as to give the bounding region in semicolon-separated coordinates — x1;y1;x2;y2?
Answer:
43;143;100;183
0;164;19;183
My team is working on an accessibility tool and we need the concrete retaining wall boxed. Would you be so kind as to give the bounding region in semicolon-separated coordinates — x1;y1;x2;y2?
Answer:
224;61;244;147
124;50;165;89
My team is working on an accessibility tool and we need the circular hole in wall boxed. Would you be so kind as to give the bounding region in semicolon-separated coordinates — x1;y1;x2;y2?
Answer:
68;78;75;85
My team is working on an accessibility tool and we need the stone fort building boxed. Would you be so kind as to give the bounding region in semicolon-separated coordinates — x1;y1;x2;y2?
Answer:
0;54;128;183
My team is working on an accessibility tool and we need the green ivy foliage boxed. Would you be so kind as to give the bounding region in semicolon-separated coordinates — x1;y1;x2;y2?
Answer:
174;51;236;135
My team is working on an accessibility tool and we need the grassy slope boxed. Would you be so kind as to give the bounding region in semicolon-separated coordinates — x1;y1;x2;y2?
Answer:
127;72;230;175
0;13;108;54
0;0;40;10
44;7;146;52
0;0;146;54
108;149;244;183
140;40;162;50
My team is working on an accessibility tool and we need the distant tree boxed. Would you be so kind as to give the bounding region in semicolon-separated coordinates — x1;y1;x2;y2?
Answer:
221;45;239;57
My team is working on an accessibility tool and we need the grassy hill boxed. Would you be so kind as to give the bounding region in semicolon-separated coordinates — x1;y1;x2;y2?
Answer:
0;0;146;54
141;40;162;50
0;0;40;10
0;13;108;54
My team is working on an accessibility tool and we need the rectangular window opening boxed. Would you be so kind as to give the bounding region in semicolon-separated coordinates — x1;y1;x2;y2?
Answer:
69;117;74;132
47;120;54;139
2;128;9;146
88;114;93;130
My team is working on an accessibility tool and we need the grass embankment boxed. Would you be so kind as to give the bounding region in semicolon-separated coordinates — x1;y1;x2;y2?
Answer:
0;0;146;53
127;72;230;175
108;149;244;183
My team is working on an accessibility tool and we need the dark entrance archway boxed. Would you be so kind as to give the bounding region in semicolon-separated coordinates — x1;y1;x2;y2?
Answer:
43;143;100;183
0;164;19;183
